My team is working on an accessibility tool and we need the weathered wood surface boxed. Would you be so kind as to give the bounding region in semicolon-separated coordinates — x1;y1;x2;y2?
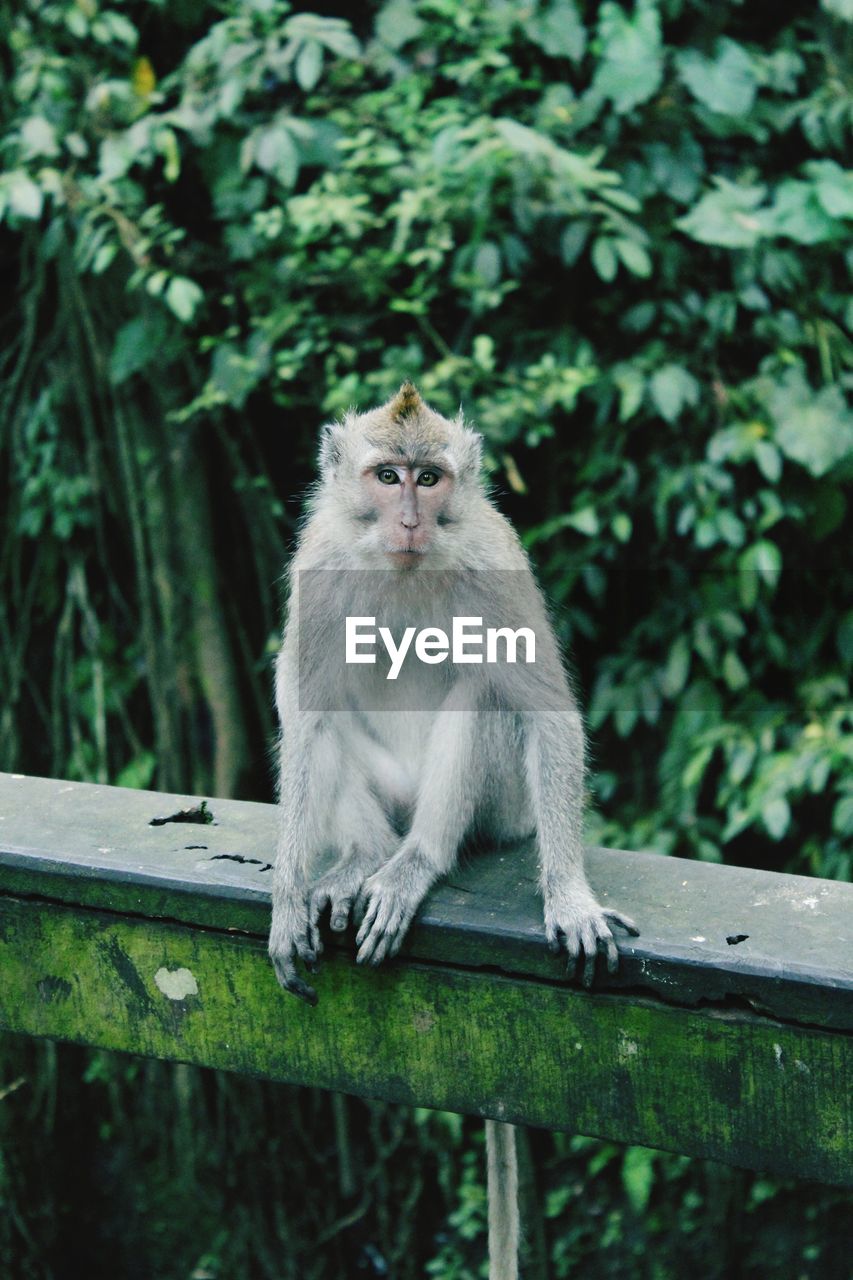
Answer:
0;772;851;1185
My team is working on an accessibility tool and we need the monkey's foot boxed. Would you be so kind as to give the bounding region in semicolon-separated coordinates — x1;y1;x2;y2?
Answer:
354;846;435;967
308;857;374;952
269;899;319;1006
544;889;639;988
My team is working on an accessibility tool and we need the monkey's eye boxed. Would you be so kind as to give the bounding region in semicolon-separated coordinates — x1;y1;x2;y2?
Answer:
417;470;440;487
377;468;400;485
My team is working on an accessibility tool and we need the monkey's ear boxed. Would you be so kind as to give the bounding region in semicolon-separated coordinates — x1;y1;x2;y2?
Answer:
459;429;484;479
319;424;345;472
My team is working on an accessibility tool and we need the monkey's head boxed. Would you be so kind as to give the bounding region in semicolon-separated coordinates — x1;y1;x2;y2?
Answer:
316;383;485;569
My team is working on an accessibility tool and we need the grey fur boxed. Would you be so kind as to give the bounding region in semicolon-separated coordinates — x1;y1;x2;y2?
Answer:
269;385;639;1275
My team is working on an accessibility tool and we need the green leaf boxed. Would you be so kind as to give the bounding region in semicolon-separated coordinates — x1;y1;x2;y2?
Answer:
722;650;749;691
611;513;632;542
3;171;43;220
614;689;639;737
528;0;587;63
99;134;138;182
615;238;652;277
676;179;766;248
115;751;156;790
591;237;617;281
295;40;324;91
211;342;263;409
560;221;590;266
253;124;300;186
765;180;840;244
754;440;782;482
808;160;853;218
473;241;501;287
661;635;691;698
612;363;645;421
110;314;172;385
649;364;699;423
762;796;791;840
762;367;853;476
21;116;60;158
376;0;424;48
564;506;600;536
821;0;853;18
524;507;599;545
739;540;782;594
165;276;204;323
622;1147;655;1214
833;795;853;838
677;39;758;117
593;0;663;114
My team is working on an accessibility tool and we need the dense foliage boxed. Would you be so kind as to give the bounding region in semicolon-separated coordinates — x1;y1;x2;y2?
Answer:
1;1;851;1276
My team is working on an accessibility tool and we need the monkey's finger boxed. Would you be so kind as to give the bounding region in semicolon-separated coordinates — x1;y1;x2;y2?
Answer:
368;903;413;965
387;921;413;960
355;897;381;948
560;925;581;963
581;951;596;988
357;901;398;965
271;954;318;1007
294;934;319;973
307;894;328;954
308;888;329;923
546;925;564;955
364;927;395;967
605;910;640;937
286;975;318;1006
580;925;598;988
601;932;619;975
330;894;355;932
353;886;372;923
357;914;389;965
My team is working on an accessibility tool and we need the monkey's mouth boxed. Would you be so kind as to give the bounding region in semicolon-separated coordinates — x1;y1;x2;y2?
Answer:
385;543;428;565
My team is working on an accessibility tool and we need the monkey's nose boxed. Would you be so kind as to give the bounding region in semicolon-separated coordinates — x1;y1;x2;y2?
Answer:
400;495;419;527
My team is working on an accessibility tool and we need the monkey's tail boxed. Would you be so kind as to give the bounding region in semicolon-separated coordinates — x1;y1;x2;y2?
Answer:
485;1118;519;1280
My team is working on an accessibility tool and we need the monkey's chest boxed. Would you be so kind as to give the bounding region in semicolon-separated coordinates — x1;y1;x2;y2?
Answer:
346;708;436;806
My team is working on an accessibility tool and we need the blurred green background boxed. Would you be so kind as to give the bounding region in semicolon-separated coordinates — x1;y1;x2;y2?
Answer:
1;0;851;1276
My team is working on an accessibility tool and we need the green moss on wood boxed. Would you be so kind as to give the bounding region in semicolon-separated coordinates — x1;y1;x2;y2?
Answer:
0;894;850;1186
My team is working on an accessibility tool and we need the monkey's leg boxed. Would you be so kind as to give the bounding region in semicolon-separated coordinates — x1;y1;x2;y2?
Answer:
355;693;481;966
528;707;638;987
307;779;398;953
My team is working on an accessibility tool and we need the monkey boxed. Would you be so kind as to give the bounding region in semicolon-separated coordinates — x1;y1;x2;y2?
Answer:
269;382;638;1279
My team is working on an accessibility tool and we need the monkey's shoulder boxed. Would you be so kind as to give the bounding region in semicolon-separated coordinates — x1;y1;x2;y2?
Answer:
465;498;530;571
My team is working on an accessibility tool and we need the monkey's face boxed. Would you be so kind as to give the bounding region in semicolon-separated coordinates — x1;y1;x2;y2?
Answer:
359;462;454;567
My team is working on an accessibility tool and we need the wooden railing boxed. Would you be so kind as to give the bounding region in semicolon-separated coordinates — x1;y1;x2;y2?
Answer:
0;772;850;1186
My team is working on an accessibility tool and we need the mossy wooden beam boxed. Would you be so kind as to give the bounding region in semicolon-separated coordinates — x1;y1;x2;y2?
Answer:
0;773;851;1186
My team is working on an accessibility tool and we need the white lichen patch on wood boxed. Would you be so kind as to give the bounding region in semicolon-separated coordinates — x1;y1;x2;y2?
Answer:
154;966;199;1000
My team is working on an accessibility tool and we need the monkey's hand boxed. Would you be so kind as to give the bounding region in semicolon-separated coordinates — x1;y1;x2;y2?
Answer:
544;886;639;988
269;895;319;1007
354;845;435;967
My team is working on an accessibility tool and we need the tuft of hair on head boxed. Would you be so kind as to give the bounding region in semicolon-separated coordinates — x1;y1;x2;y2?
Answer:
387;381;426;422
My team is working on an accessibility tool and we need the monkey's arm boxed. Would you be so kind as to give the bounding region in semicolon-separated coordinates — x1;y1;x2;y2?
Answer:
269;645;324;1005
527;702;638;985
355;683;479;966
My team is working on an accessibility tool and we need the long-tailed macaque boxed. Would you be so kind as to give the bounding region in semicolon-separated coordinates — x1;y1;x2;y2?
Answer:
270;383;638;1279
